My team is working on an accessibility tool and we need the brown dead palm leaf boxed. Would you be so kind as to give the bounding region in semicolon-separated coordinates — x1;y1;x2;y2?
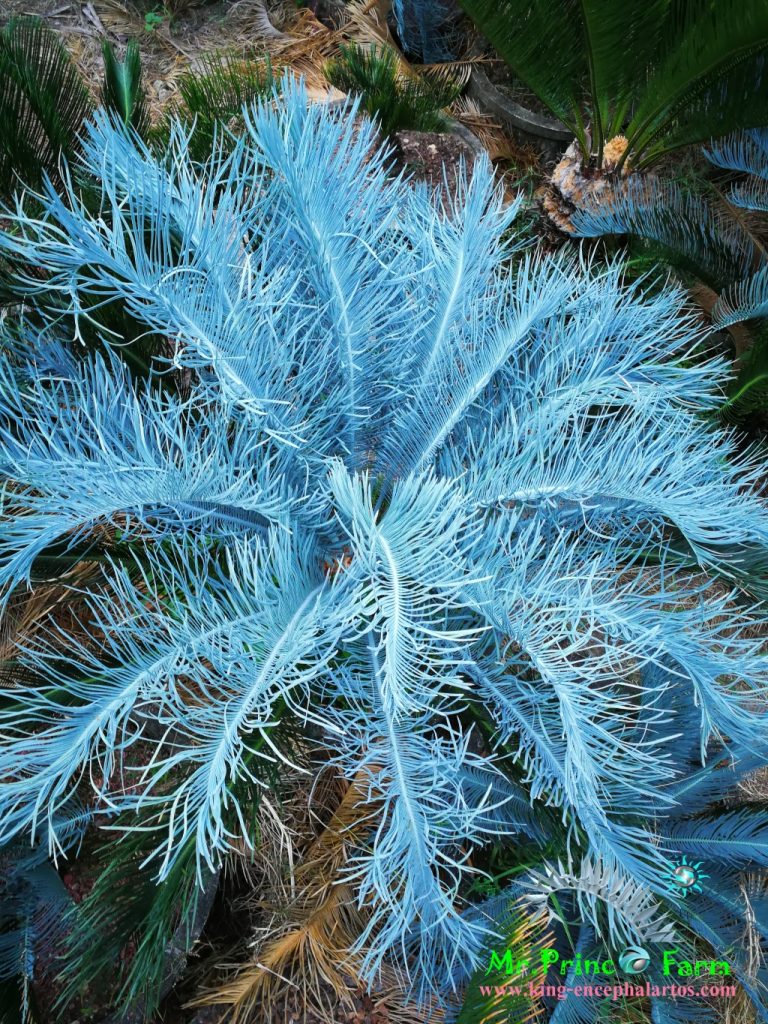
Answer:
189;883;366;1021
254;12;341;79
449;95;514;161
235;0;294;43
188;769;383;1021
0;539;109;686
298;768;380;880
421;61;473;88
282;51;337;87
271;0;388;70
343;0;395;49
0;586;61;686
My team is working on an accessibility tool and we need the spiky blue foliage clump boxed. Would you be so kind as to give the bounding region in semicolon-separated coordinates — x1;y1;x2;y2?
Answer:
0;79;767;1016
568;173;756;291
570;128;768;330
705;128;768;327
391;0;461;62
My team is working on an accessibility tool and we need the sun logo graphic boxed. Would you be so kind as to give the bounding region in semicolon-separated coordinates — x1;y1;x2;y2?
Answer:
669;856;708;897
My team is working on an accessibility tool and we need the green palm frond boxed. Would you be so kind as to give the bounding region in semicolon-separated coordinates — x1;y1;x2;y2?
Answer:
455;901;551;1024
325;44;461;137
153;54;276;162
178;53;275;121
0;17;92;197
456;0;768;170
625;1;768;170
101;39;148;137
452;0;588;144
57;830;211;1015
719;323;768;426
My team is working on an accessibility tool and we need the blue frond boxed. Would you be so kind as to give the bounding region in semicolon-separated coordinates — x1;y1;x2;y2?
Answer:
0;354;298;599
701;129;768;326
239;77;423;464
700;874;768;948
326;641;507;1001
0;533;349;876
328;462;482;716
390;0;461;61
384;248;585;475
454;765;547;841
650;987;720;1023
549;925;600;1024
667;747;767;812
705;128;768;181
713;264;768;326
456;401;768;572
675;902;768;1022
568;176;753;283
662;809;768;868
0;801;88;987
0;859;71;982
728;177;768;212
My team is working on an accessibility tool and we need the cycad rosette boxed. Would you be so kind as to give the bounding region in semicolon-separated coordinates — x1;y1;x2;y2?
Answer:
0;78;767;1014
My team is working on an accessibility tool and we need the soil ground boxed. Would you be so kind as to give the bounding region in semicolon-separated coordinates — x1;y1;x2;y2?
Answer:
0;0;298;115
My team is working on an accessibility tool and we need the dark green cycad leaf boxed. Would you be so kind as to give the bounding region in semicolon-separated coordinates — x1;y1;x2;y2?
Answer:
101;39;148;137
454;0;670;155
625;0;768;169
719;323;768;425
453;0;588;141
0;17;92;197
55;699;301;1016
57;831;208;1015
579;0;671;142
325;44;460;137
454;899;550;1024
456;0;768;169
154;54;276;162
178;53;275;116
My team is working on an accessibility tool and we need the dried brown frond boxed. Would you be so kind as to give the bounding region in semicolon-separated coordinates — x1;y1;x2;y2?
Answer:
344;0;393;46
738;766;768;802
195;881;364;1022
298;769;380;885
449;96;514;161
421;61;472;89
281;51;337;88
0;542;109;686
0;586;64;671
188;768;388;1022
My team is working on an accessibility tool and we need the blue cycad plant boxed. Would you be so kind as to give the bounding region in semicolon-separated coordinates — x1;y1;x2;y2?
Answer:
0;77;767;1021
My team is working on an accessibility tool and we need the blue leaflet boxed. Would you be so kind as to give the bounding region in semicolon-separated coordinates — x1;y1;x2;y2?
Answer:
705;128;768;190
661;810;768;868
